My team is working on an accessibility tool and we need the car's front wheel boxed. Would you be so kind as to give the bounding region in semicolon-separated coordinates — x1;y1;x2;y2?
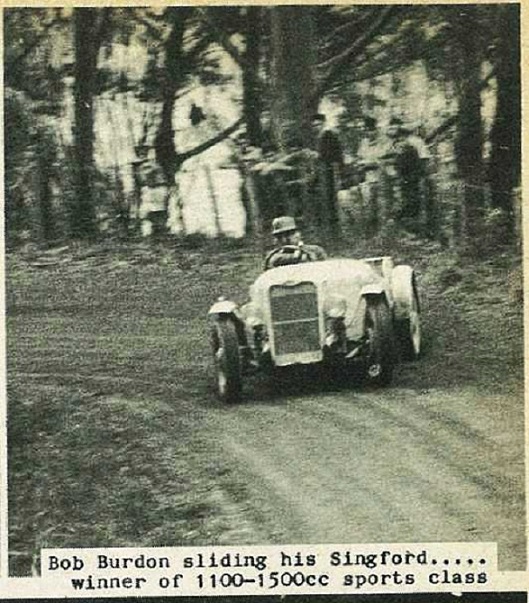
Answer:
210;317;242;403
362;297;395;386
395;286;421;361
392;266;421;361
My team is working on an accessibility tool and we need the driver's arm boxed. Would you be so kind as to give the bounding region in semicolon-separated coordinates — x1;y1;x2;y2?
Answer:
264;247;289;270
264;246;303;269
305;244;327;261
263;249;277;270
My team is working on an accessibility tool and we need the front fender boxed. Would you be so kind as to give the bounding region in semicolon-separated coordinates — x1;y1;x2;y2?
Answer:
360;283;385;296
360;284;391;309
208;299;248;349
208;298;239;317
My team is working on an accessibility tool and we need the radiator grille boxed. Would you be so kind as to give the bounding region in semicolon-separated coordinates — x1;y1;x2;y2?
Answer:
270;283;320;355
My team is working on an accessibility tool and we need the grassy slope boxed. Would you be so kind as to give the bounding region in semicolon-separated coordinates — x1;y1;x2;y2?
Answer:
7;245;261;574
6;240;523;575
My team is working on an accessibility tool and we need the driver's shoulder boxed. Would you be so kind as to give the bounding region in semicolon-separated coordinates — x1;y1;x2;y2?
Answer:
265;246;287;261
303;244;328;259
263;246;292;269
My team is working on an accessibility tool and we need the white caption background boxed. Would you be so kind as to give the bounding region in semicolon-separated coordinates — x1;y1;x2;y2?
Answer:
28;543;507;596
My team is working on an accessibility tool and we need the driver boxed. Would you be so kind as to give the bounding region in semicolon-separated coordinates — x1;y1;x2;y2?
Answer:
265;216;327;270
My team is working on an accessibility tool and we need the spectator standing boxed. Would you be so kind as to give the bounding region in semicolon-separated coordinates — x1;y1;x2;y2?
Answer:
386;117;430;230
312;113;344;234
356;115;385;234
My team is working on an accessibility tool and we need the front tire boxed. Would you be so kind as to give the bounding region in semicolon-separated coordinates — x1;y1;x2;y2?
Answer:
362;297;395;386
395;286;421;361
211;317;242;403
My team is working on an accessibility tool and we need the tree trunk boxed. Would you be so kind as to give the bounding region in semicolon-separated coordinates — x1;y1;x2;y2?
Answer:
269;7;319;231
130;160;144;234
452;12;485;253
204;165;222;236
270;7;317;151
240;7;264;237
243;7;263;148
240;168;261;238
154;8;190;185
71;8;100;239
488;5;521;241
153;8;192;234
37;139;55;244
113;165;129;239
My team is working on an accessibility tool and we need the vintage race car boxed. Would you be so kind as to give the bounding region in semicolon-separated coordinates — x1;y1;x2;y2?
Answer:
208;249;421;403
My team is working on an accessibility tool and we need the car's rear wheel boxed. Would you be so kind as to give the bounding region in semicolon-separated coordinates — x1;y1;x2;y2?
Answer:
362;297;395;386
395;287;421;361
210;317;242;403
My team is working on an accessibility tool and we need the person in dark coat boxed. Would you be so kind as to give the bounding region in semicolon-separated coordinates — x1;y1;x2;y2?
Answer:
387;116;430;223
312;113;345;230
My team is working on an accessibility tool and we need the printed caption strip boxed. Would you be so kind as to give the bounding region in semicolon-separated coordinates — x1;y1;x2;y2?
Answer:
22;542;513;596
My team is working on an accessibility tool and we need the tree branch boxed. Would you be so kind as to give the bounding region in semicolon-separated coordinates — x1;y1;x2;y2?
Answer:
425;70;496;144
6;15;63;71
178;118;243;164
320;7;379;53
334;26;421;88
315;6;399;97
130;9;164;39
318;6;397;71
197;7;246;68
96;8;111;42
185;35;214;65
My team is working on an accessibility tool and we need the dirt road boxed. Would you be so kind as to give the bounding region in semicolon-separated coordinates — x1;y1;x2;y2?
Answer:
7;246;525;574
198;377;524;570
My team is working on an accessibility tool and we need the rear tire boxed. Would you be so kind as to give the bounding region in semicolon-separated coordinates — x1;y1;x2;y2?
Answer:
362;297;395;386
210;317;242;403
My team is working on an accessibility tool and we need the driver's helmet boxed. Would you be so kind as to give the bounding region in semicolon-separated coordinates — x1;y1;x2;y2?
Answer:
272;216;297;236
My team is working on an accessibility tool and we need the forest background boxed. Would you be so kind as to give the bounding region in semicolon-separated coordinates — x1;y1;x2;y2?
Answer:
4;4;522;250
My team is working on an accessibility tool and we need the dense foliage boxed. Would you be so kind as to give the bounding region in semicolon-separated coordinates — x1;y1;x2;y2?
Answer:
4;5;521;251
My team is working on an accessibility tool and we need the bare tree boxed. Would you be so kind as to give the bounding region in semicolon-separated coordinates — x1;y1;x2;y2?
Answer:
71;8;109;238
488;5;521;241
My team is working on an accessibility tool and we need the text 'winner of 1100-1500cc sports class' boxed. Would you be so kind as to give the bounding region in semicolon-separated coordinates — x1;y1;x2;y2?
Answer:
208;252;421;403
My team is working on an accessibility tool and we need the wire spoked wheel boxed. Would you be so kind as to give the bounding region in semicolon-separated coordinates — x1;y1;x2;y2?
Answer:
362;298;395;387
210;317;242;403
396;288;421;361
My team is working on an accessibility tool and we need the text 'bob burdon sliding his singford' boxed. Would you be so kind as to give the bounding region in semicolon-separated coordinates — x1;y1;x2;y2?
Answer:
38;543;506;595
50;549;432;572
